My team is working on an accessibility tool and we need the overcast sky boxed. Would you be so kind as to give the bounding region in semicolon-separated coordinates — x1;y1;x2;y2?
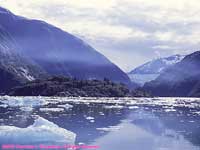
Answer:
0;0;200;72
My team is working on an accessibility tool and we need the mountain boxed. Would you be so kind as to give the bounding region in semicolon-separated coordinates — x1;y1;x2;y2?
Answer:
7;76;149;97
128;54;185;86
0;25;46;93
0;7;131;85
143;51;200;97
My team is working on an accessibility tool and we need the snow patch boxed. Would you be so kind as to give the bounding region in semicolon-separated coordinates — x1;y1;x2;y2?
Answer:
162;55;185;65
128;55;185;85
20;67;35;81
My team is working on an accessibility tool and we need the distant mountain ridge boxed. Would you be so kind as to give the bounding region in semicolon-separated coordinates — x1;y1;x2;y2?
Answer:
128;54;185;86
143;51;200;97
0;6;133;92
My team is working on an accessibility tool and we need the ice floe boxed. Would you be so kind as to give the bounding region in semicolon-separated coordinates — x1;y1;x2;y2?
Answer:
39;108;65;112
129;106;139;109
103;105;124;109
86;116;95;120
20;106;33;112
164;108;177;112
99;112;105;116
0;117;76;145
57;104;73;110
96;125;122;132
85;116;95;123
1;96;49;107
1;96;200;115
0;104;8;108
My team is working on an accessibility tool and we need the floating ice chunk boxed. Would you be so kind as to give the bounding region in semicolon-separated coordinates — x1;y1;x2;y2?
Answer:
189;120;195;123
96;125;122;132
86;116;95;120
193;111;200;115
78;142;85;145
39;108;65;112
1;96;200;112
129;106;139;109
85;116;95;123
103;105;124;109
164;108;176;112
1;96;49;107
20;67;35;81
58;104;73;110
90;120;95;123
0;104;8;108
20;107;33;112
99;112;105;116
0;117;76;145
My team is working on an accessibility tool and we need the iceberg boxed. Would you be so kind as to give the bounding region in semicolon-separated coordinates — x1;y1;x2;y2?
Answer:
0;117;76;145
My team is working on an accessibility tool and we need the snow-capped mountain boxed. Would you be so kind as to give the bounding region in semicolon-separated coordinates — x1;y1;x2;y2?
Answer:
0;6;131;86
143;51;200;97
128;54;185;86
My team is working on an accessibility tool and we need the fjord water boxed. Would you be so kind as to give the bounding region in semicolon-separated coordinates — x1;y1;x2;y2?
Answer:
0;97;200;150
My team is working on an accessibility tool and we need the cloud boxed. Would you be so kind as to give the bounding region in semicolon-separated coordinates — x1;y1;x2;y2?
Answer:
0;0;200;71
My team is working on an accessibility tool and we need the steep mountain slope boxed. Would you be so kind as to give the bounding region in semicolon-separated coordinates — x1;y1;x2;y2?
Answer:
0;7;130;84
0;25;46;92
128;55;185;86
143;51;200;97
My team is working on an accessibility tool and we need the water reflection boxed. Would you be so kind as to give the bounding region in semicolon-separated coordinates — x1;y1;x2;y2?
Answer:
93;111;199;150
0;97;200;150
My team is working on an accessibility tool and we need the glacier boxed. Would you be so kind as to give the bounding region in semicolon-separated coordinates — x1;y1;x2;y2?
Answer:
128;54;185;86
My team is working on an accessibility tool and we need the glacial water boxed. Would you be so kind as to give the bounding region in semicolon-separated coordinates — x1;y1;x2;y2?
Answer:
0;96;200;150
